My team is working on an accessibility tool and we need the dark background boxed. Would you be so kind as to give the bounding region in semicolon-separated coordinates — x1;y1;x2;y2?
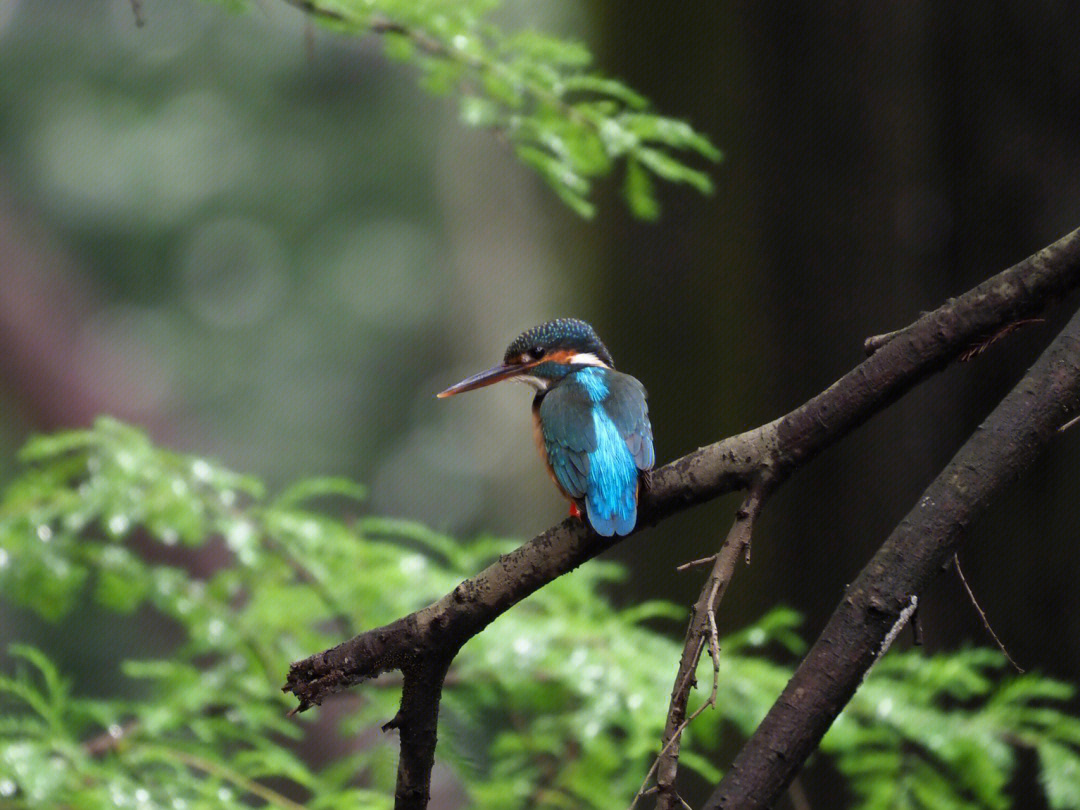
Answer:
2;1;1080;805
594;0;1080;673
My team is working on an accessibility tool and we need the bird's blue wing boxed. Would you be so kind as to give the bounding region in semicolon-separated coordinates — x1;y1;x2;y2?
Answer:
538;382;596;501
541;368;652;536
601;372;655;472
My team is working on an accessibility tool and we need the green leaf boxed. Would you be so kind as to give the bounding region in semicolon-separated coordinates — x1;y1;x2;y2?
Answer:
515;145;595;218
624;158;660;221
634;146;714;195
17;429;99;462
502;31;592;69
419;58;465;97
95;572;149;614
8;418;1080;810
261;1;721;218
310;788;393;810
619;599;684;625
481;70;525;108
559;75;648;109
5;645;69;729
622;114;723;161
8;550;89;621
273;476;367;510
1039;741;1080;810
353;516;462;562
460;95;501;128
382;31;415;62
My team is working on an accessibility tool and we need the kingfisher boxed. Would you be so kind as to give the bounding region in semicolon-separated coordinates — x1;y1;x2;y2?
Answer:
438;318;654;536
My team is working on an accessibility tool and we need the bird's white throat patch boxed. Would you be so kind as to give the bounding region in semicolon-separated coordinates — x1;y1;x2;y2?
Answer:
512;352;610;391
514;375;549;391
568;352;610;368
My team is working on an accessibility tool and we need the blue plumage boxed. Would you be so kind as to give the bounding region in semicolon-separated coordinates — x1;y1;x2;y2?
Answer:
438;318;654;536
539;366;653;536
575;366;609;402
584;404;639;536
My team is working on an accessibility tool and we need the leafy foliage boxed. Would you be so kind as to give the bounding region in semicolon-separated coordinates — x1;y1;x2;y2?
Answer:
0;419;776;808
1;419;1079;809
218;0;721;219
825;649;1080;810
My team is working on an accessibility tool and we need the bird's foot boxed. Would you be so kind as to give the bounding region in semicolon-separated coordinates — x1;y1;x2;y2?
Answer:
569;502;582;520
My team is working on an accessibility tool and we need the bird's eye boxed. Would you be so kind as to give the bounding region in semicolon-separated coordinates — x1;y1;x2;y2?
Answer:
531;346;546;360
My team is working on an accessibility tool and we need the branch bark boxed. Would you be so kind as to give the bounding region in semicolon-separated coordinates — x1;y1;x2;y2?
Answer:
281;227;1080;810
704;292;1080;810
384;656;453;810
652;486;768;810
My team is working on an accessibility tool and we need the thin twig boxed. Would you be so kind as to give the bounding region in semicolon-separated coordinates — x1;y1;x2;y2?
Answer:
868;317;1044;359
1059;412;1080;432
958;318;1045;362
629;578;728;810
84;719;138;757
863;325;910;355
281;0;345;21
650;486;769;810
628;722;686;810
953;553;1024;672
675;554;718;572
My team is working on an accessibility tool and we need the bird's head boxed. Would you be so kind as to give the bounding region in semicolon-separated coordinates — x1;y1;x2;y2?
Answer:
437;318;614;397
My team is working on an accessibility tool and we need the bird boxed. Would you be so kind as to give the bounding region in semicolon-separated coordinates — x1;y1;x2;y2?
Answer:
437;318;655;536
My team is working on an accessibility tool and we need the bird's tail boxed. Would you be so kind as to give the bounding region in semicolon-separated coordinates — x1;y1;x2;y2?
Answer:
586;492;637;536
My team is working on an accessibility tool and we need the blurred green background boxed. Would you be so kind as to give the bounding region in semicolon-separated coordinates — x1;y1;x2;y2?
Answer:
3;0;1080;779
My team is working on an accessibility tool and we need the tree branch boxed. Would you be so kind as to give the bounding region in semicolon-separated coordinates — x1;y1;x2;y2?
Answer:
383;656;453;810
703;295;1080;810
651;485;768;810
282;227;1080;809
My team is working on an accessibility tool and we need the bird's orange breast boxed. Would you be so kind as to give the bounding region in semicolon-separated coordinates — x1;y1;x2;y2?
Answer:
532;403;575;503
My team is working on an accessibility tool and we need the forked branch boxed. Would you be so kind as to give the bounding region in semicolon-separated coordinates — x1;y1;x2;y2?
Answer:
282;227;1080;810
704;295;1080;810
651;486;769;810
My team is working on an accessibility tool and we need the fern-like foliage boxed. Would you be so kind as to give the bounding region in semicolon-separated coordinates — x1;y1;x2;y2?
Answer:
0;419;777;808
824;648;1080;810
219;0;721;219
1;419;1079;809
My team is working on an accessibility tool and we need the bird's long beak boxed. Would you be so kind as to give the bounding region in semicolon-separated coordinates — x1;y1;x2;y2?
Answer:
437;363;527;398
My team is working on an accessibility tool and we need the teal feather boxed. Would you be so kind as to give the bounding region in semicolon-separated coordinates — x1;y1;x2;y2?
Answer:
539;367;654;536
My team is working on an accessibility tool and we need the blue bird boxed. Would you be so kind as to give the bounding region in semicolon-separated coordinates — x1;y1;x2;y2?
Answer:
438;318;655;536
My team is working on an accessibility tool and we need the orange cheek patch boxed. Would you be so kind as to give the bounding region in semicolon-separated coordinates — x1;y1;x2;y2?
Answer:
510;349;576;368
543;349;577;364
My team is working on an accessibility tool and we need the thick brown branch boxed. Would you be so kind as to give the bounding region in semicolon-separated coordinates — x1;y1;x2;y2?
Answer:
703;299;1080;810
280;228;1080;810
284;227;1080;712
387;656;453;810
